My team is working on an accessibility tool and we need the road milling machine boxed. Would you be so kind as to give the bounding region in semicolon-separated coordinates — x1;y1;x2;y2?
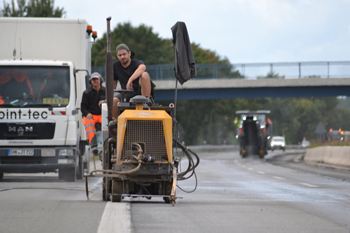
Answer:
84;18;199;206
236;110;272;159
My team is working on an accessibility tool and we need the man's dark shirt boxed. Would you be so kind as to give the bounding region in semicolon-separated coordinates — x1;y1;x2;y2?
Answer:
81;86;106;117
113;59;144;91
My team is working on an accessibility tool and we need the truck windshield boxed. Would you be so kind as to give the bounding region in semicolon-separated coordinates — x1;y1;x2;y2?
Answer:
0;66;70;107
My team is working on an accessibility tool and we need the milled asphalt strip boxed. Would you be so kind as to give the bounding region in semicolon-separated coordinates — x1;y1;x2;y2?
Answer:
97;202;132;233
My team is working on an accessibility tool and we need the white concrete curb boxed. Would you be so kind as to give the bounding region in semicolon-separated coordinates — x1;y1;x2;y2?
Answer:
304;146;350;167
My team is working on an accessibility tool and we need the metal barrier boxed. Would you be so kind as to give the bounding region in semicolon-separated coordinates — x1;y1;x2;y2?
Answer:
92;61;350;81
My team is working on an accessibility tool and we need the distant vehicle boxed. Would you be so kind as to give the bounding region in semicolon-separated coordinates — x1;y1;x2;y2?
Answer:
236;110;272;158
301;140;310;148
270;136;285;151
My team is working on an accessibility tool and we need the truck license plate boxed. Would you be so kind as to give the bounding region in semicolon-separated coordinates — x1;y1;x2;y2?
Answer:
8;149;34;156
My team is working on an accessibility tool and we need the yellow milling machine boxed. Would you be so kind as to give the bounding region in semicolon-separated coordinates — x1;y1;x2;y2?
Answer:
84;18;200;206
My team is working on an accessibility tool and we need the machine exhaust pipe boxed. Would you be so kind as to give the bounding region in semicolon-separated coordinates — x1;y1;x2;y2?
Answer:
105;17;114;122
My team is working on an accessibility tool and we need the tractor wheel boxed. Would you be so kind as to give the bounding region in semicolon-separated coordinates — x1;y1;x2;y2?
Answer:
102;177;111;201
259;150;265;159
241;149;246;158
111;180;123;202
163;181;172;204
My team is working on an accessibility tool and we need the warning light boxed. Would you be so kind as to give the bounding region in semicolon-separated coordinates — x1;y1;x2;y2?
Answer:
92;31;97;41
329;128;333;132
86;25;92;35
339;128;342;132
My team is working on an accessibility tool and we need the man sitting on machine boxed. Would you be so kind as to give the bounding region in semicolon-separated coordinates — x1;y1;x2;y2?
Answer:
81;72;105;155
112;43;154;118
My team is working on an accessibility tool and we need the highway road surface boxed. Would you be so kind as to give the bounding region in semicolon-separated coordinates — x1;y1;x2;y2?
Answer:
0;150;349;233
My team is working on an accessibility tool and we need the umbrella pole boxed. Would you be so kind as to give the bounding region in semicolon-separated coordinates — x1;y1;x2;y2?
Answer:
173;79;178;140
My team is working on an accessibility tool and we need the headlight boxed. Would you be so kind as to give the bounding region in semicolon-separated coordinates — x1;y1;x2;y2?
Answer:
59;149;74;156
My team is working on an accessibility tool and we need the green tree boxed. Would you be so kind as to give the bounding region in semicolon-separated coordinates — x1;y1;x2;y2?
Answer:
0;0;65;17
91;22;234;70
258;71;285;79
91;22;173;67
27;0;65;17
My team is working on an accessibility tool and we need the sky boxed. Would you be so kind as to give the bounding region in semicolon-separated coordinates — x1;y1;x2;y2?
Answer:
55;0;350;64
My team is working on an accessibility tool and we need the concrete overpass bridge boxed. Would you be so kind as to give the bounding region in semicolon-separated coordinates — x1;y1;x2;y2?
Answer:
153;77;350;101
92;61;350;101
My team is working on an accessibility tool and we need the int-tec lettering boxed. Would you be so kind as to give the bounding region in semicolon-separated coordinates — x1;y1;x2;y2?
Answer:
10;111;17;119
0;109;49;119
41;111;48;119
33;111;40;119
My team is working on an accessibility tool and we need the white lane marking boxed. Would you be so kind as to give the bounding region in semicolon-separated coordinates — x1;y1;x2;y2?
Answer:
273;176;285;180
234;160;241;166
300;183;318;188
248;168;254;171
257;171;265;174
98;202;132;233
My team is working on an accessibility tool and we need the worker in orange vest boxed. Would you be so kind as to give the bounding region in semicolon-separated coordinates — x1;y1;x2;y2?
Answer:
81;72;106;155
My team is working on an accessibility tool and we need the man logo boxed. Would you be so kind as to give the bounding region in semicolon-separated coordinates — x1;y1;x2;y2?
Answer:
8;126;33;136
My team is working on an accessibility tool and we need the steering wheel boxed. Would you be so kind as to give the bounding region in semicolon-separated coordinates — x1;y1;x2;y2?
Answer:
114;89;135;103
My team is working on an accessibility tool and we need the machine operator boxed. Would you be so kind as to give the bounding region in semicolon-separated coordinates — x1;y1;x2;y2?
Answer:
112;43;154;118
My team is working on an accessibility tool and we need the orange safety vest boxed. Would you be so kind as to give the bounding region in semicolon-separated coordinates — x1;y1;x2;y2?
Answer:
82;115;102;143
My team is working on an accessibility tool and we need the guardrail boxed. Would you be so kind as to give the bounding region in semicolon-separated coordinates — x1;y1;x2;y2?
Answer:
92;61;350;81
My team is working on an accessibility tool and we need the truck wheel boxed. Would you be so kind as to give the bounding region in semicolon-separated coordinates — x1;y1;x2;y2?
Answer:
59;168;76;182
111;180;123;202
76;156;83;180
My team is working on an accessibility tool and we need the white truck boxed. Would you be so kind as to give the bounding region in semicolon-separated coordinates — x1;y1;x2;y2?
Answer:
0;17;95;181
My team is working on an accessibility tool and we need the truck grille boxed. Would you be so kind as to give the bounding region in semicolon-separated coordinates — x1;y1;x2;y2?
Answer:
0;122;55;139
121;120;167;162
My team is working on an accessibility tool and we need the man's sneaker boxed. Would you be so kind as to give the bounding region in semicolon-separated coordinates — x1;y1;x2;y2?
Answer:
92;146;98;156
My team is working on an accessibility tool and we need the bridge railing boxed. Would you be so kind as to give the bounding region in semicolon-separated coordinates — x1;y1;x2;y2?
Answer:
92;61;350;81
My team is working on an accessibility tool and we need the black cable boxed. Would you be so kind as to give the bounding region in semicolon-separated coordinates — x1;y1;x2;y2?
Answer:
173;139;200;193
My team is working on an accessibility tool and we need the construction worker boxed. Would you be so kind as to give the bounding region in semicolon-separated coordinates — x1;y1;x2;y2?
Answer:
81;72;105;155
112;43;154;118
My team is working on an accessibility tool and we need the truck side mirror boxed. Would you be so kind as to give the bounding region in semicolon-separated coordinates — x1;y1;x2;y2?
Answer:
85;74;91;87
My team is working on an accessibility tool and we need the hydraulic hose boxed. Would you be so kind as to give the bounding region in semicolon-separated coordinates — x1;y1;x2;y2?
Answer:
89;142;143;175
173;139;200;180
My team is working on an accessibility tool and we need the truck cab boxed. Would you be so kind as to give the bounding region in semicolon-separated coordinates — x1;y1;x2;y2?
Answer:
0;18;94;181
0;60;86;181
